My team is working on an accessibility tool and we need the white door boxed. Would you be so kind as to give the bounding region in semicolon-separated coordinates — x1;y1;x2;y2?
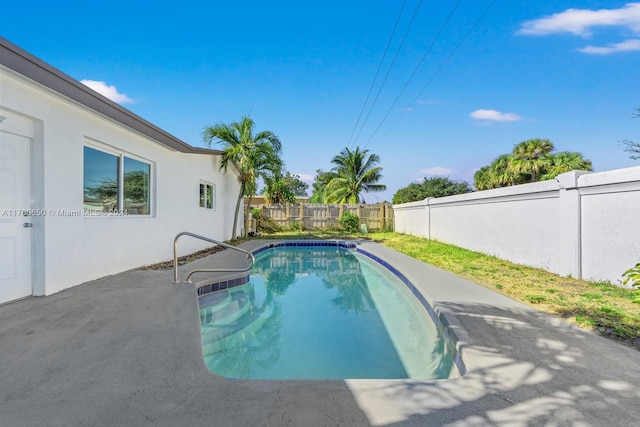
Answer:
0;132;32;304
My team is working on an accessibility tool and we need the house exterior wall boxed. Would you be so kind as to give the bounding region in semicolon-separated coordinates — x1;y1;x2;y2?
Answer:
1;67;241;296
393;168;640;284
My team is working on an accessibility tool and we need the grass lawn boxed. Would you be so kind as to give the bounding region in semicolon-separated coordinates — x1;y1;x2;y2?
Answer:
248;230;640;350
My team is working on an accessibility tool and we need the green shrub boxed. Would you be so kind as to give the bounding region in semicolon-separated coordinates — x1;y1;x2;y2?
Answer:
623;263;640;303
381;222;395;232
287;221;302;232
525;295;547;304
338;212;359;233
623;262;640;289
250;208;262;231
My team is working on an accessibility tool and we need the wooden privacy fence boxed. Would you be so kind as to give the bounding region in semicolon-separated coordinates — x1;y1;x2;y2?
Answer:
248;203;394;232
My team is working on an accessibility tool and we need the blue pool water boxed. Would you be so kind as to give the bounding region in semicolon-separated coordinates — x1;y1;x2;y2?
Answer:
199;245;456;379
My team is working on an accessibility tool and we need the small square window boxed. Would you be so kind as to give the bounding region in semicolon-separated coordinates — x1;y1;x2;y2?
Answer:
200;182;215;210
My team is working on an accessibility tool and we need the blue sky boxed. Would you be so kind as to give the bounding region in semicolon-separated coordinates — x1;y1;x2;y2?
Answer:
3;1;639;202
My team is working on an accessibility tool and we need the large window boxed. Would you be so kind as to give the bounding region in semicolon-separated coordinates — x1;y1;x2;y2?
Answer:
83;145;151;216
200;181;215;210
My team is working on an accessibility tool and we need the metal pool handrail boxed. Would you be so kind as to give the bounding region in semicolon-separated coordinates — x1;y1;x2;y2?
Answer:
172;231;255;284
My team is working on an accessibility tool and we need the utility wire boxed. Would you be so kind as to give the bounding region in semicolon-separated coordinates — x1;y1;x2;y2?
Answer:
362;0;462;149
346;0;408;149
370;0;498;150
350;0;424;148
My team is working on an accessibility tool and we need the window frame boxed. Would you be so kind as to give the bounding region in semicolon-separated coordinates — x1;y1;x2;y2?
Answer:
83;141;154;218
199;180;215;211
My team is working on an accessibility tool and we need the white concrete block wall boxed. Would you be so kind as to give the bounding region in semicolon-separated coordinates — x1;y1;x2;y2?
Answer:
392;200;430;238
393;167;640;284
430;186;566;275
579;167;640;283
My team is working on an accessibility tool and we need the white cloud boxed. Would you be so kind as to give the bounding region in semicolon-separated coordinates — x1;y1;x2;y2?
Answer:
416;99;441;105
517;3;640;37
578;38;640;54
470;109;522;122
80;80;134;104
295;173;315;185
421;167;454;176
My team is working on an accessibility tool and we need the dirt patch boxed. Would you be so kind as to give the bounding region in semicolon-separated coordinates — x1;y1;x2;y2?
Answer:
139;245;227;270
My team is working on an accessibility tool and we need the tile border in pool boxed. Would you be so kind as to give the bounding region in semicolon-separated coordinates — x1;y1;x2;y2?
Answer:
196;275;250;297
251;240;356;256
196;241;355;298
195;240;466;376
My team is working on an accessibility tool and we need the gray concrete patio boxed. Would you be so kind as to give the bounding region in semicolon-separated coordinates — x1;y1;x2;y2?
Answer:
1;240;639;426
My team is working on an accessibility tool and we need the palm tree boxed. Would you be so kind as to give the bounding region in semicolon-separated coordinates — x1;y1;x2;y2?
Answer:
490;153;524;187
539;151;593;181
203;116;282;238
310;169;338;203
474;166;494;191
474;155;522;190
323;147;386;203
511;138;555;183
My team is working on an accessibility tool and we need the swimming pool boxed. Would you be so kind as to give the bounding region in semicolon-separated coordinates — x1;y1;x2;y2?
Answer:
198;242;458;380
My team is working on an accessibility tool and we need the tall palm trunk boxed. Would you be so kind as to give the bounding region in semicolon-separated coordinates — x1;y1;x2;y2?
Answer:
245;193;254;236
232;182;245;239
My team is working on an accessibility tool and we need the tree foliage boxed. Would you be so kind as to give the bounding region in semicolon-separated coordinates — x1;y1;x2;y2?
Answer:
272;171;308;197
623;140;640;159
262;172;298;204
310;169;337;203
323;147;386;203
622;107;640;160
511;138;555;183
392;176;473;204
203;115;282;238
474;138;592;191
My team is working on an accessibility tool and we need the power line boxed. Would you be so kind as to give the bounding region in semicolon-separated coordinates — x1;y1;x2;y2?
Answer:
350;0;424;148
346;0;408;149
369;0;499;150
362;0;462;149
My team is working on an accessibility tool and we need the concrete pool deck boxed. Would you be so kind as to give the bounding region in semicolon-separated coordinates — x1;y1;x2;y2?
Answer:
1;239;639;426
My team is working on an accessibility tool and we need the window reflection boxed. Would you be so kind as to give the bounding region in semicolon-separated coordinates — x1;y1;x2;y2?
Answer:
83;147;119;212
123;157;150;215
206;184;213;209
200;182;214;209
83;146;152;216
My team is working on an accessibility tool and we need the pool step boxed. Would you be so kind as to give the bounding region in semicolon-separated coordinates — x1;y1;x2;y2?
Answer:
199;290;232;311
202;302;274;355
202;299;251;328
200;287;251;328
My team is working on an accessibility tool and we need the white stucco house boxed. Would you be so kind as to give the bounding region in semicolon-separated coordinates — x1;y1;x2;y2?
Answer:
0;37;241;305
